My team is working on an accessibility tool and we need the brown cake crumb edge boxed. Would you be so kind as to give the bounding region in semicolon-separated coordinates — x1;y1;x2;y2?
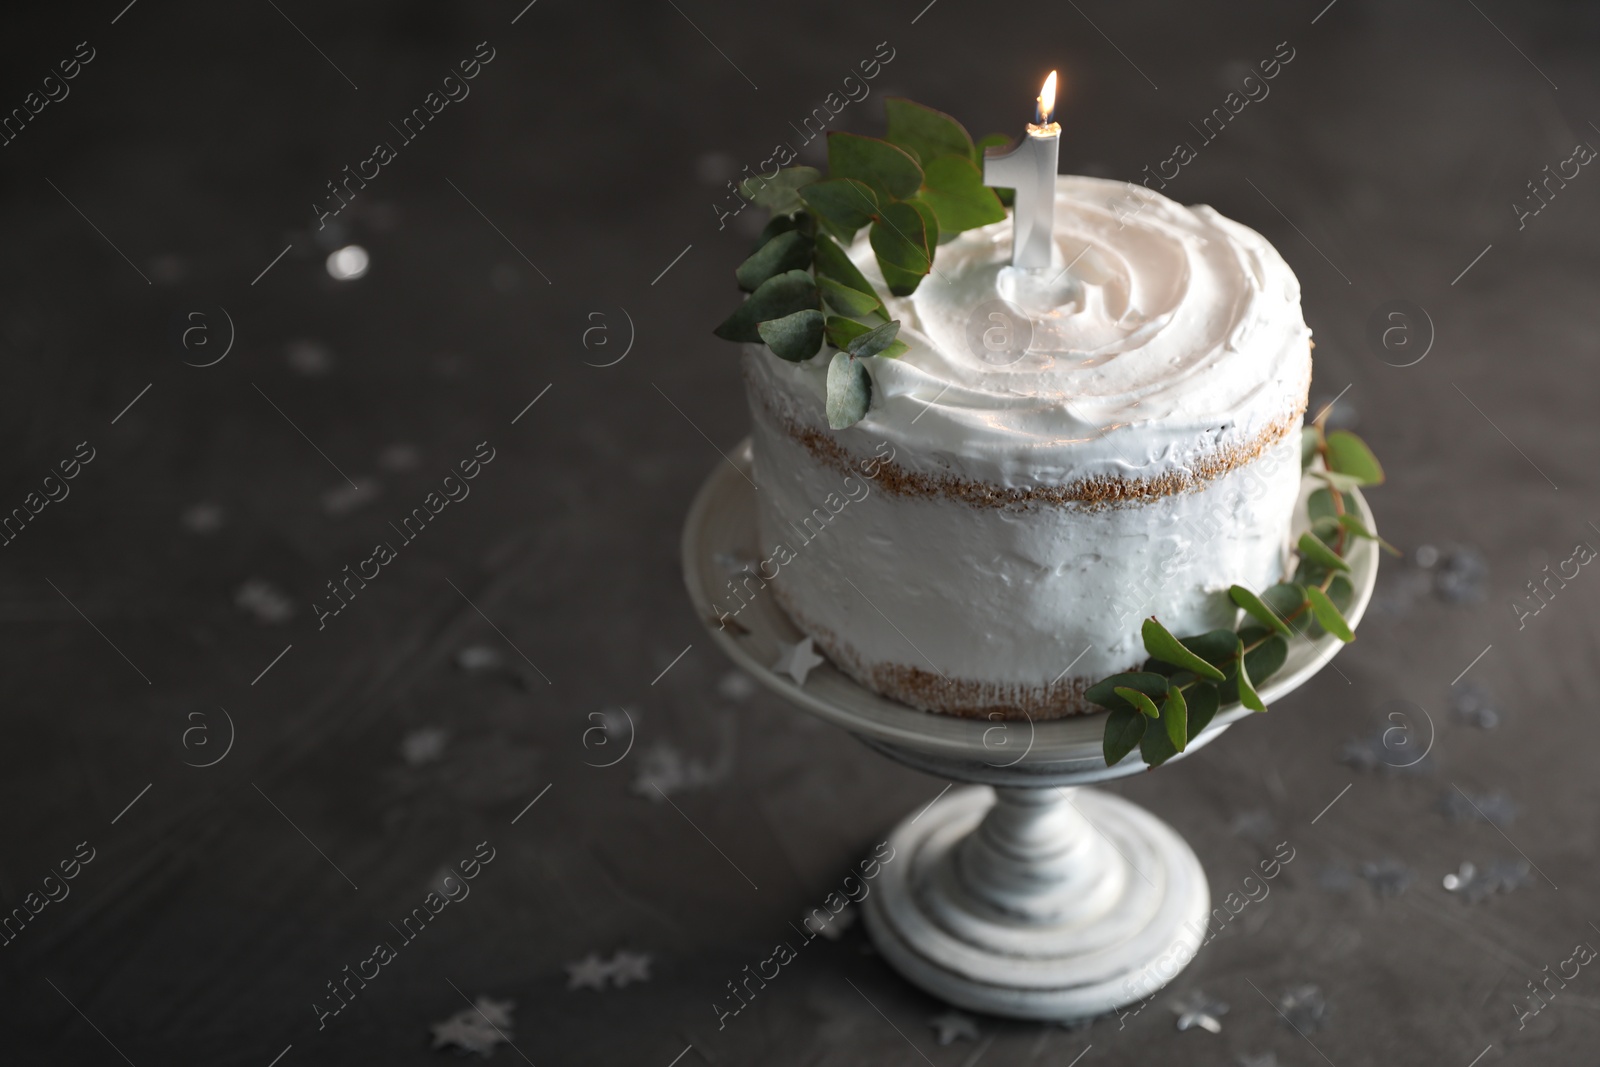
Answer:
745;356;1310;511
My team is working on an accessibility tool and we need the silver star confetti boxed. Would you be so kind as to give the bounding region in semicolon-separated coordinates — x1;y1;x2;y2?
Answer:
1443;859;1534;902
1358;859;1413;898
928;1011;980;1045
610;950;653;987
1170;989;1228;1033
1276;984;1328;1032
429;996;516;1058
1440;789;1516;826
773;637;825;686
1449;681;1501;729
565;952;613;991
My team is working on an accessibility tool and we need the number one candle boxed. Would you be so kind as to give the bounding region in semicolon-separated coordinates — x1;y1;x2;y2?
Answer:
983;71;1060;270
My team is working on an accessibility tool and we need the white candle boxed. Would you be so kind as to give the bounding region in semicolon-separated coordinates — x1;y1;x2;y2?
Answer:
982;71;1060;270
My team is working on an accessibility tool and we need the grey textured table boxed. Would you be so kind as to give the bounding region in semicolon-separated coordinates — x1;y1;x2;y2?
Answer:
2;1;1595;1063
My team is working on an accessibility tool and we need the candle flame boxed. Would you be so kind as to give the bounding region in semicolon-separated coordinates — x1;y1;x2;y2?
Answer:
1036;70;1058;125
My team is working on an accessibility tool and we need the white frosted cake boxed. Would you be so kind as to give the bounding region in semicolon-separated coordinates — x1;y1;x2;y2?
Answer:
740;175;1312;718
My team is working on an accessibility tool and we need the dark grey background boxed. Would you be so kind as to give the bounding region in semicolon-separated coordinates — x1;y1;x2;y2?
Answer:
1;0;1595;1063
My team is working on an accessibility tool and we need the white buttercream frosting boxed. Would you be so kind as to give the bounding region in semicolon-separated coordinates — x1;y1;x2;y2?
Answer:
754;174;1311;487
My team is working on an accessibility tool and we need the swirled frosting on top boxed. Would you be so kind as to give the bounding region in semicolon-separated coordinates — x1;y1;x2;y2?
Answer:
751;175;1312;488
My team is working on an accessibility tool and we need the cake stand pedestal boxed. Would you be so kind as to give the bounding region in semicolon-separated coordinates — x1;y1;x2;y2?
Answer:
682;440;1377;1020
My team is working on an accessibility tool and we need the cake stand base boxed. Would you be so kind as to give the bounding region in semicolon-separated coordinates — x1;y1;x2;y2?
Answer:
862;785;1209;1021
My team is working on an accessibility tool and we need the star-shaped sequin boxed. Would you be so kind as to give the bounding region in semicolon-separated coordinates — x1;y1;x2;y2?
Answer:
928;1011;980;1045
1170;989;1228;1033
565;952;613;991
773;637;825;686
610;951;653;987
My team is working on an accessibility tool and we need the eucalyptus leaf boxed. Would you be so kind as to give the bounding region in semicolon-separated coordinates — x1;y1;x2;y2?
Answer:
1301;426;1320;470
751;211;805;253
1243;633;1289;684
1307;585;1354;642
1229;585;1292;637
846;319;901;358
1103;707;1146;766
918;155;1008;234
825;315;906;358
1298;531;1351;573
1163;686;1189;751
1306;487;1354;525
825;351;872;429
799;178;880;242
1141;712;1180;766
739;166;820;215
1315;469;1369;493
884;97;975;166
1141;618;1227;682
1186;683;1221;737
827;132;923;201
813;233;879;298
735;230;814;292
1236;652;1266;712
1326;430;1385;485
1262;582;1306;622
1116;686;1162;719
1084;671;1170;713
818;275;884;319
713;269;819;342
871;200;934;296
824;315;870;349
756;309;825;362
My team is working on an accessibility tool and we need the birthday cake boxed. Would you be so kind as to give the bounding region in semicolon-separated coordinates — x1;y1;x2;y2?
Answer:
731;172;1311;719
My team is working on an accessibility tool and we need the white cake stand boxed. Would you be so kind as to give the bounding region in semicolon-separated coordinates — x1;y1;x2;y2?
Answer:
682;440;1377;1021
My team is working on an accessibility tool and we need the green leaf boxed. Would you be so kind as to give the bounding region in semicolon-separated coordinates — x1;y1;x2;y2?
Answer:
1141;618;1227;682
1337;512;1399;555
751;212;805;253
713;270;819;342
799;179;880;243
1140;712;1180;767
739;166;820;215
818;276;884;319
1306;488;1351;526
1262;582;1306;622
1327;573;1354;611
846;319;901;358
1186;683;1220;736
871;200;934;296
974;131;1012;160
827;132;923;201
1103;707;1146;766
1301;426;1320;471
1235;652;1267;712
1325;430;1385;485
1305;585;1354;642
1298;531;1350;573
1315;469;1369;493
756;309;825;362
1243;634;1289;685
1084;671;1170;713
1229;585;1292;638
917;155;1008;234
735;230;814;292
1163;686;1189;752
813;233;879;298
1115;686;1162;719
825;315;870;349
884;97;975;166
825;351;872;429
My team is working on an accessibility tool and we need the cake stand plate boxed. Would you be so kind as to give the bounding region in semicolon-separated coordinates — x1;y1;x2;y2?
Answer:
683;439;1377;1020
